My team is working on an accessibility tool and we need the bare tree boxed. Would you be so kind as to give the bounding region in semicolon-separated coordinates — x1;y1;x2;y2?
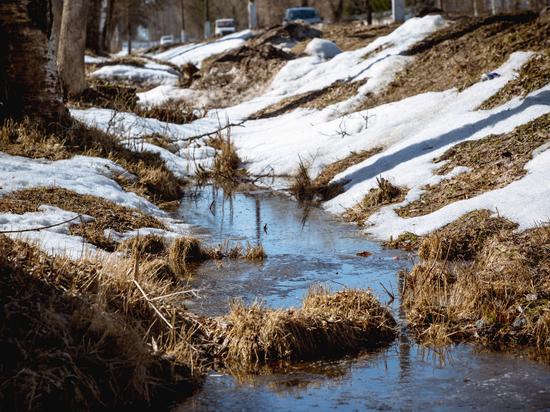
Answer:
0;0;68;123
58;0;89;95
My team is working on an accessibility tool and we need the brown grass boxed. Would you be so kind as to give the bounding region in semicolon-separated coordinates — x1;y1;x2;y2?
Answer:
402;223;550;347
289;155;347;202
206;129;244;182
344;177;406;223
397;113;550;219
0;187;167;252
478;52;550;110
249;78;369;120
356;13;550;113
0;118;187;204
169;236;267;276
0;234;199;411
418;210;519;261
209;283;396;364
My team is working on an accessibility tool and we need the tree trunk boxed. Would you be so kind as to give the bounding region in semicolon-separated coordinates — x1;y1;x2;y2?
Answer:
0;0;68;123
102;0;116;52
127;3;132;54
329;0;344;22
366;0;372;25
86;0;103;54
52;0;63;55
58;0;88;96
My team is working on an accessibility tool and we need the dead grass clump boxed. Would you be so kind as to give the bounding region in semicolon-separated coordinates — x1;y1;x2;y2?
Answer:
118;234;168;256
478;53;550;110
289;156;346;202
0;235;198;411
133;101;203;125
344;177;406;223
402;223;550;347
207;129;244;182
211;283;396;363
398;113;550;219
71;79;139;111
418;210;518;261
243;242;267;260
170;236;210;265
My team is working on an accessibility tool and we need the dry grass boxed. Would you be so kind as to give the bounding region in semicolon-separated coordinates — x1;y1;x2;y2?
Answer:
356;12;550;113
0;187;167;252
0;118;187;204
205;129;244;182
169;236;267;276
402;223;550;347
397;113;550;219
0;234;199;411
418;210;518;261
209;283;396;364
249;78;369;120
344;177;406;223
133;100;203;125
478;52;550;110
289;156;346;202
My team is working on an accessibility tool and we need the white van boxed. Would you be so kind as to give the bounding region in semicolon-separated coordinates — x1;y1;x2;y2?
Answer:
160;34;174;45
214;19;236;37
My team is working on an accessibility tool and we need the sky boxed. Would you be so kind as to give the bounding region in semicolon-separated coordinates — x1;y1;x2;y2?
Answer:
2;15;550;258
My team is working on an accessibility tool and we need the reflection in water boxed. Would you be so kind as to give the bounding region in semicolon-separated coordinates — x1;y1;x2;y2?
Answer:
174;185;550;412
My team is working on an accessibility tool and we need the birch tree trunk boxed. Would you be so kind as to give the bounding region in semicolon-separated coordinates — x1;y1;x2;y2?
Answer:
0;0;68;123
58;0;88;96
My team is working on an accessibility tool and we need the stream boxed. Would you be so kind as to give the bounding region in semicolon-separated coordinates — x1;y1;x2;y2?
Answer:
173;185;550;411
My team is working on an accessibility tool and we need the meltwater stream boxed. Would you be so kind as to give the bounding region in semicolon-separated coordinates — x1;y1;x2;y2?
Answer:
173;185;550;411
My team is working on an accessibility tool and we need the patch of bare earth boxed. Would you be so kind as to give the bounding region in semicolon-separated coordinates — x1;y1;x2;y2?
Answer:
358;12;550;112
397;113;550;219
478;52;550;110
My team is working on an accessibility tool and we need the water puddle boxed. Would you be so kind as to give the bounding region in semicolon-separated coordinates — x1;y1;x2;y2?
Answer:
173;185;550;411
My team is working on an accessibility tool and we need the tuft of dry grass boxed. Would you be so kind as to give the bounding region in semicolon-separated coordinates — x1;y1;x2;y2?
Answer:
209;283;396;364
169;236;267;276
289;156;346;202
207;129;244;182
344;177;406;223
402;223;550;347
418;210;518;261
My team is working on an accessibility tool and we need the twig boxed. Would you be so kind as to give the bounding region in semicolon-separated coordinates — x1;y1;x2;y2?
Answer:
180;119;246;143
133;279;173;329
149;289;202;301
380;282;394;302
0;215;81;234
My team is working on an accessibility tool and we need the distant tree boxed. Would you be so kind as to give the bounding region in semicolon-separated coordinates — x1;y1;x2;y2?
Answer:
58;0;88;96
0;0;68;123
86;0;105;54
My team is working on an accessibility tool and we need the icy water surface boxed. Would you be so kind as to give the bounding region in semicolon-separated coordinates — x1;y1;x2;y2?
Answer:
173;185;550;411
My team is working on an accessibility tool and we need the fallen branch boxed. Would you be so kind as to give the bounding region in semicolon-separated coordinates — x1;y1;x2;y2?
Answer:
179;120;246;143
0;215;81;234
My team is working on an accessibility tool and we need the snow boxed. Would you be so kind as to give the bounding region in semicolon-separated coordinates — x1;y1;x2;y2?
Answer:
305;39;342;59
4;16;550;259
153;30;253;68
